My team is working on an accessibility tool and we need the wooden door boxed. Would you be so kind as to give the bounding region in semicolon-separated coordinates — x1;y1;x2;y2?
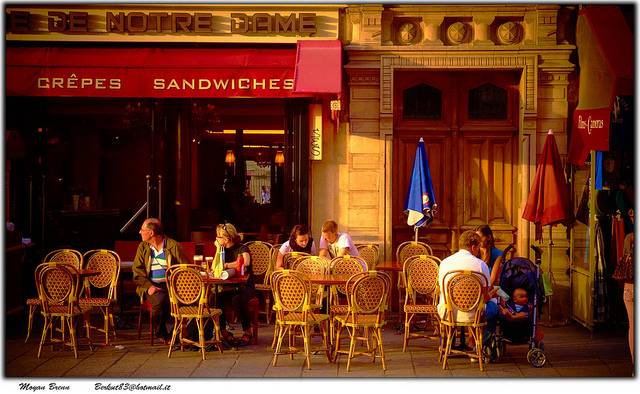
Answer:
393;70;520;259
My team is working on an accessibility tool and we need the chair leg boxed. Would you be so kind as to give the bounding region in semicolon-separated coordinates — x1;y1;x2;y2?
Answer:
25;304;39;343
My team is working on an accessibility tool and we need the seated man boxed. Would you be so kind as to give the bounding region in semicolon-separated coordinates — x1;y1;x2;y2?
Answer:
132;218;190;344
318;219;361;262
438;230;499;347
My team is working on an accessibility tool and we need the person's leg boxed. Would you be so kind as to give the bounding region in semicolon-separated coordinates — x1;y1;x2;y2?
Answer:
623;283;634;364
232;286;257;346
146;285;170;340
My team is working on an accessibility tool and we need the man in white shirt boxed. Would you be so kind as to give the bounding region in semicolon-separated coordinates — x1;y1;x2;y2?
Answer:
318;219;361;262
437;230;498;337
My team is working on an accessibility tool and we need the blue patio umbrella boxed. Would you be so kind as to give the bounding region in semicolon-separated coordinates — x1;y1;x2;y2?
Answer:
404;138;437;241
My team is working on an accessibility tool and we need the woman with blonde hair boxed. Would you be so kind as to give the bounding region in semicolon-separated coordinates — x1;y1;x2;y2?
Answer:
212;223;255;347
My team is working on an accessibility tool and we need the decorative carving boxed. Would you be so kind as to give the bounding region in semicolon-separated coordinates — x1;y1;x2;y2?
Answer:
447;21;469;45
497;21;522;45
396;20;421;46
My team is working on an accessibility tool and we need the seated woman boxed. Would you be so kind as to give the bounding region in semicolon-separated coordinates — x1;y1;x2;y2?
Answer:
275;224;317;270
210;223;255;347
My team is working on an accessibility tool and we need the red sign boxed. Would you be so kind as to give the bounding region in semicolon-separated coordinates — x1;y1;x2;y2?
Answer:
6;47;315;98
567;107;610;166
6;67;296;98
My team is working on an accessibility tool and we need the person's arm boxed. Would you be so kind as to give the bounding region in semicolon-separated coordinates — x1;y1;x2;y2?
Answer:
319;248;330;260
276;251;285;270
336;234;351;257
490;245;515;286
132;243;153;296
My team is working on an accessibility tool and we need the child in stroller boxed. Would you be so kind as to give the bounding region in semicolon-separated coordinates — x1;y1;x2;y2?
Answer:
484;256;547;367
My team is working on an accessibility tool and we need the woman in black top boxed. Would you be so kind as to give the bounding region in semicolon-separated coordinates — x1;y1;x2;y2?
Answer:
213;223;255;347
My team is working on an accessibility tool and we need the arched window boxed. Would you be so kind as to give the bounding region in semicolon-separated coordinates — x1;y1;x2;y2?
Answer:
402;83;442;120
468;83;508;119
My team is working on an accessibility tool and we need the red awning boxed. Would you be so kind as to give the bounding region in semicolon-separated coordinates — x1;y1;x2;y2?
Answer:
6;45;342;98
293;39;342;94
567;6;634;165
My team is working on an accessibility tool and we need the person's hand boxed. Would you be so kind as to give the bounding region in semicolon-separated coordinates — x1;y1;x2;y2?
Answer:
147;286;160;295
487;287;499;298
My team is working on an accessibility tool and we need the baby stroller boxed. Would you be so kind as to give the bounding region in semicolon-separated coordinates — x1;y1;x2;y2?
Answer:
484;253;547;367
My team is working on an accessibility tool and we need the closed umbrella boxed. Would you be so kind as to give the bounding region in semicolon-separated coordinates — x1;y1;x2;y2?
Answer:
523;130;574;325
404;138;437;242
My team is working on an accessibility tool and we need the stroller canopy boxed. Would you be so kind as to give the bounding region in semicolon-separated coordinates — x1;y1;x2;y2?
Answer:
499;257;542;302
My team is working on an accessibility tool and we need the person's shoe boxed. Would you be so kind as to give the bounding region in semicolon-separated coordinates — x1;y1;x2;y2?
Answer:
234;333;253;347
470;356;479;363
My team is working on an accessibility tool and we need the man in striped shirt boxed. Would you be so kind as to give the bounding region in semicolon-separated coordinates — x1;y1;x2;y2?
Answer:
132;218;190;344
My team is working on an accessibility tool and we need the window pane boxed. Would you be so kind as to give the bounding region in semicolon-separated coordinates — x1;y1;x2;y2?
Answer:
468;83;508;119
403;83;442;120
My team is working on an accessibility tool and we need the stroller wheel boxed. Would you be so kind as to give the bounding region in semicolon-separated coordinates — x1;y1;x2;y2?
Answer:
527;348;546;367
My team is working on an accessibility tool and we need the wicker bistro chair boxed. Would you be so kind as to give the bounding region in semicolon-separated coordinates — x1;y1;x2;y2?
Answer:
333;271;391;372
282;251;310;270
35;262;93;358
439;270;489;371
25;248;84;343
395;241;433;320
79;249;121;345
270;270;332;370
355;244;380;270
270;256;328;348
328;255;368;343
402;255;441;352
166;264;223;360
246;241;274;324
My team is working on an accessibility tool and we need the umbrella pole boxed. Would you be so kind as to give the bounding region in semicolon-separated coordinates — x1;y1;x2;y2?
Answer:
547;226;554;326
414;226;419;242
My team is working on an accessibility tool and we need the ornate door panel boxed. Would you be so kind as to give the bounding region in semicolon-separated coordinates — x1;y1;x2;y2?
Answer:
393;70;520;257
459;130;518;247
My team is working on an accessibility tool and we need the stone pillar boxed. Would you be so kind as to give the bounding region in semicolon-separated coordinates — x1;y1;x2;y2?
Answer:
473;16;494;45
423;16;444;45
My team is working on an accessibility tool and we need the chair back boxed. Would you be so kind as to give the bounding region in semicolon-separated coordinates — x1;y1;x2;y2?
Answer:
44;249;83;269
442;270;488;324
346;271;391;318
404;255;439;304
292;256;328;306
246;241;273;277
36;263;82;315
270;270;313;314
356;244;379;270
396;241;432;262
82;249;121;299
330;255;367;297
166;264;209;315
282;251;310;270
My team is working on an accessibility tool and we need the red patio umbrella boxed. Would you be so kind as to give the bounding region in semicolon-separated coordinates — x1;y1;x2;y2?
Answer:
523;129;574;325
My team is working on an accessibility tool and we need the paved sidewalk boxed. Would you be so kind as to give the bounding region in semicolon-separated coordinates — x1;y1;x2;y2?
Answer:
3;310;635;391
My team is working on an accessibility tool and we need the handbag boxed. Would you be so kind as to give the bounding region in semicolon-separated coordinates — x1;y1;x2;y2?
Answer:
612;253;634;281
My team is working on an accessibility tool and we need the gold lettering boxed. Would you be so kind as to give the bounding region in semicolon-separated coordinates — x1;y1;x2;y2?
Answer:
269;79;281;90
10;11;30;33
95;79;106;89
275;13;296;33
106;12;125;32
213;79;229;89
183;79;195;90
194;13;212;33
239;79;250;89
231;13;248;33
68;12;88;32
172;13;192;33
48;11;66;32
199;79;212;90
299;13;316;34
253;79;266;89
252;13;272;33
148;12;168;33
153;79;165;90
110;79;122;89
127;12;147;32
